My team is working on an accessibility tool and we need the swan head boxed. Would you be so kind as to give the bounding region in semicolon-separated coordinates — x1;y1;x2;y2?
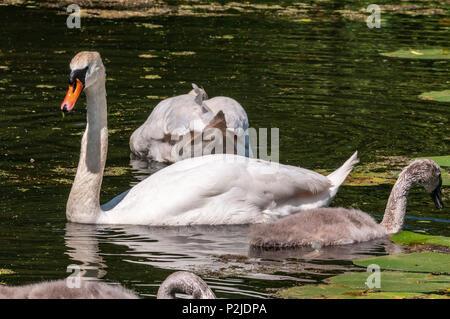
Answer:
402;159;444;209
61;51;105;113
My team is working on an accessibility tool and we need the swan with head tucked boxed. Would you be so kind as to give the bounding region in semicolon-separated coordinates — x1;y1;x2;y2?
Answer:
0;271;214;299
156;271;216;299
249;159;444;247
60;51;358;226
193;84;254;158
130;82;252;163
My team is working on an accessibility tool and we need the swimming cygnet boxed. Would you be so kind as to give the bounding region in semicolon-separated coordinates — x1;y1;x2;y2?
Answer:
249;159;444;247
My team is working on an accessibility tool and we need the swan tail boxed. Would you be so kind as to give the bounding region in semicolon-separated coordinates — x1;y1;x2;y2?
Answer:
327;151;359;193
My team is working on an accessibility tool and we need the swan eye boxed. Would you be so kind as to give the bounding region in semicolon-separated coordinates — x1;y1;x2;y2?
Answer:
69;66;89;86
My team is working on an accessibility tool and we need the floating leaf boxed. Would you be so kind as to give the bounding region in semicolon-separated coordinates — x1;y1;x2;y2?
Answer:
170;51;196;56
278;284;358;299
0;269;14;275
391;231;450;247
419;90;450;102
36;84;55;89
142;75;161;80
137;23;163;29
353;252;450;274
278;271;450;299
330;271;450;293
380;48;450;60
138;54;157;59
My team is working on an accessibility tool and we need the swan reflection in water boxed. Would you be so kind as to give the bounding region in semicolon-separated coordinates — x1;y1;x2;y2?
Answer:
129;158;170;184
63;222;405;298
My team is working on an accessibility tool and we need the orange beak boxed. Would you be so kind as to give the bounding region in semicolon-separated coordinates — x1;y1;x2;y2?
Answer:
61;78;83;113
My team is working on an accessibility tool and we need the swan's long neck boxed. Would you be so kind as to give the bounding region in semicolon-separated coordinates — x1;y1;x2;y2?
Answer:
380;171;414;234
66;80;108;223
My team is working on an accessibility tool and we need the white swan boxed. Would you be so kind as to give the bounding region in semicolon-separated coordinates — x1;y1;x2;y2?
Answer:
198;86;254;158
249;159;444;247
130;83;252;162
60;51;358;226
0;271;214;299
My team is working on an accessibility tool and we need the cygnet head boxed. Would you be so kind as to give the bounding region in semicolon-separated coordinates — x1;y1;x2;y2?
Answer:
403;159;443;209
61;51;105;113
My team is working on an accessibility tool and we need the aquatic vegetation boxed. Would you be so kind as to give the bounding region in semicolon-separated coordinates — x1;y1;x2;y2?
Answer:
142;75;162;80
0;269;15;275
419;90;450;103
136;23;163;29
380;48;450;60
278;252;450;299
317;155;410;186
138;54;157;59
169;51;196;56
391;231;450;247
353;252;450;274
278;271;450;299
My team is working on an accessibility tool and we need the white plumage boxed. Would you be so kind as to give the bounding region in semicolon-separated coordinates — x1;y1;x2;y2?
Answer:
98;153;356;225
130;84;253;162
62;52;358;226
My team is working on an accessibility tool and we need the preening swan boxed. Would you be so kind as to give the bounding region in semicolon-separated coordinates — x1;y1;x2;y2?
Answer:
0;271;214;299
249;159;444;247
157;271;216;299
199;86;253;158
60;51;358;226
130;83;252;163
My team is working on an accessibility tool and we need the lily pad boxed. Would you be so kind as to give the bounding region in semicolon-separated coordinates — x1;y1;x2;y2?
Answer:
419;90;450;102
380;48;450;60
330;271;450;293
277;284;358;299
278;271;450;299
353;252;450;274
391;231;450;247
416;155;450;167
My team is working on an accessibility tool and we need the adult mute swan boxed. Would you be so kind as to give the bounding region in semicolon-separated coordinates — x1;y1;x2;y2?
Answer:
249;159;444;247
198;86;254;158
130;83;252;162
60;51;358;226
0;271;214;299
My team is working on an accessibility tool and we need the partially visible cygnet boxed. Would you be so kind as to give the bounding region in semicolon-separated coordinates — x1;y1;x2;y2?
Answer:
249;159;443;247
0;271;215;299
157;271;216;299
0;280;138;299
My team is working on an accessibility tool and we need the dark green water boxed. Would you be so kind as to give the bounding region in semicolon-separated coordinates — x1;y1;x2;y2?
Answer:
0;2;448;298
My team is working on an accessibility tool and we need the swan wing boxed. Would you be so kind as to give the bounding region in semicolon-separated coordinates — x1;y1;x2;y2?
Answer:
135;94;209;140
203;97;249;131
101;189;130;211
102;155;332;225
